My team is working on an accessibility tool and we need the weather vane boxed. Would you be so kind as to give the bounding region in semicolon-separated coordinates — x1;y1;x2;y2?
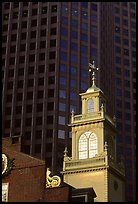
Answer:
89;61;99;86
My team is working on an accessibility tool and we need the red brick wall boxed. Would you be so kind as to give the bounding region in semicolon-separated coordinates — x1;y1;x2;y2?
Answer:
43;186;71;202
2;137;71;202
3;165;46;202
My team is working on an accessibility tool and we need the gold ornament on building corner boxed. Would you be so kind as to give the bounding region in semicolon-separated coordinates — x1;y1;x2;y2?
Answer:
46;168;61;188
2;154;8;175
2;153;15;178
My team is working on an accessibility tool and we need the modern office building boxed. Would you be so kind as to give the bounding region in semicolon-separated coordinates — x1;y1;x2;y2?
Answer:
2;2;136;201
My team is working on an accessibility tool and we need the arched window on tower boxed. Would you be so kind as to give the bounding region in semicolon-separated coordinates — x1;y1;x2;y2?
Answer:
79;131;97;159
88;99;94;113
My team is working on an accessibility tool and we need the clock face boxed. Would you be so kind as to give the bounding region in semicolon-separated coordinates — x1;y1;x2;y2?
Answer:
2;154;8;175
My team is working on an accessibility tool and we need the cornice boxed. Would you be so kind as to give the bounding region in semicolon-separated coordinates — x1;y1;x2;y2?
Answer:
61;166;108;175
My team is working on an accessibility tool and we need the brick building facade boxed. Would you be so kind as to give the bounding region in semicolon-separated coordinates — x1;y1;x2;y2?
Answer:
2;136;96;202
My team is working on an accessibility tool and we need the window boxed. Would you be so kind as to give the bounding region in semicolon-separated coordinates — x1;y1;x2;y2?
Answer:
6;94;12;102
115;36;120;43
30;31;36;38
60;77;66;85
59;103;66;111
61;27;68;36
38;77;44;86
39;53;45;61
80;33;88;42
70;79;77;88
3;14;9;20
42;7;47;14
61;39;67;49
79;132;98;159
38;65;45;73
22;11;28;17
81;2;88;8
70;92;77;100
5;107;11;115
40;29;46;37
4;3;10;9
46;129;53;138
71;42;78;51
59;90;66;99
29;42;36;50
81;69;87;77
71;54;77;63
58;116;65;125
91;14;97;22
115;26;120;33
12;23;17;30
49;51;56;59
48;76;55;84
21;21;27;28
29;54;35;62
58;130;65;139
60;51;67;61
47;116;53;124
21;32;26;40
71;31;78;39
2;183;9;202
49;64;55;72
9;57;15;65
28;66;34;75
88;99;94;113
71;19;78;27
50;28;56;35
62;16;68;25
91;25;97;32
20;44;26;51
47;102;54;110
31;19;37;27
123;39;129;45
35;130;42;139
91;48;97;56
2;36;7;43
70;105;77;113
91;3;97;11
7;81;13;89
11;34;17;41
41;18;47;25
40;41;46;49
16;93;23;101
32;8;37;16
51;5;57;12
81;11;88;19
27;91;33;99
50;39;56;47
26;105;32;113
8;69;14;77
81;82;87;91
36;117;42;125
3;24;8;32
81;45;87;53
51;16;57;24
25;118;32;126
48;89;54;97
37;90;43;98
60;64;67;72
23;2;28;7
27;79;34;87
71;67;77;75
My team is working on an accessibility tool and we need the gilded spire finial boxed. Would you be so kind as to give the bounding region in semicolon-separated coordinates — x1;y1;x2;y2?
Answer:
89;61;99;87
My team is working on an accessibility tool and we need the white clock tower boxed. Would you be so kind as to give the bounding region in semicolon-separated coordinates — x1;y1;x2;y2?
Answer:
61;61;125;202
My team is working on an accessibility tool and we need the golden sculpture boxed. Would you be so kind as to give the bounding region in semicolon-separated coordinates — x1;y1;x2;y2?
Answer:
46;168;61;188
2;154;8;175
